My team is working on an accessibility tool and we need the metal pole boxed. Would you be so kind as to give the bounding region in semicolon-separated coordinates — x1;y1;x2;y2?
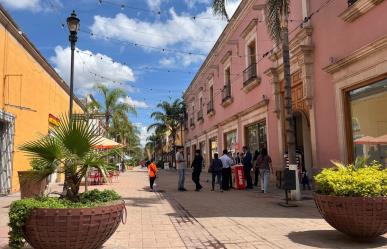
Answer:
69;32;77;119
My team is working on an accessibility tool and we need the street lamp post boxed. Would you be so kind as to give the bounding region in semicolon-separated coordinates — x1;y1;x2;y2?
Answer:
66;10;80;118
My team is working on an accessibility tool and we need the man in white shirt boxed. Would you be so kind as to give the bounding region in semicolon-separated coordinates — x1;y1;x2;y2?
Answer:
176;147;187;191
220;149;233;191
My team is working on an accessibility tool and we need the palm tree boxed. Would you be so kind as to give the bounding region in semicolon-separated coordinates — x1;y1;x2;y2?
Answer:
19;116;117;201
212;0;296;165
95;84;136;135
148;99;184;165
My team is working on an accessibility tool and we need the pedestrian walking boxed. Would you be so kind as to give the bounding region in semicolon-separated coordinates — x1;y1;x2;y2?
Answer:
209;153;223;191
176;147;187;191
256;148;273;193
220;150;233;191
148;158;157;191
253;150;260;187
191;150;203;191
242;146;253;189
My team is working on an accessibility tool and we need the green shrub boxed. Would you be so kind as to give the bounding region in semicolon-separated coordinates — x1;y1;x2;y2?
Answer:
9;189;121;249
314;159;387;197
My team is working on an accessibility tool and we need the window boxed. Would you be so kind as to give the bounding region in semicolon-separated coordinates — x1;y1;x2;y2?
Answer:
347;79;387;166
247;40;256;65
224;130;237;155
245;121;267;154
222;67;232;101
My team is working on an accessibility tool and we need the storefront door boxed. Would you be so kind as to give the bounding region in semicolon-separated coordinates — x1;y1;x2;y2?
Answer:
246;121;267;154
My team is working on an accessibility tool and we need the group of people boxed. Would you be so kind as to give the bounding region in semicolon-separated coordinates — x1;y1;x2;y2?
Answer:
174;146;273;193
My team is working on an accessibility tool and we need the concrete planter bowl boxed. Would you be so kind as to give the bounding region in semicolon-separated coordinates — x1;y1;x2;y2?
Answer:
314;194;387;240
23;200;126;249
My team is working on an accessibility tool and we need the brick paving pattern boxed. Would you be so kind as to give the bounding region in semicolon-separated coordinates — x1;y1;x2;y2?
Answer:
0;168;386;248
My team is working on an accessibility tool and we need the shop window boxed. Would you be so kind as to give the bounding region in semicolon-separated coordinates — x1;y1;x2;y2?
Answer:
224;130;237;155
348;79;387;166
245;121;267;154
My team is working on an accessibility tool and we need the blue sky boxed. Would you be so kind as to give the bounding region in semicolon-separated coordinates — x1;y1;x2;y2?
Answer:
1;0;240;145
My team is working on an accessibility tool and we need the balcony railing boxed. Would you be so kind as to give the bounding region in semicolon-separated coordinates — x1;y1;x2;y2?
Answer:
197;109;203;121
207;100;214;114
222;84;231;103
190;117;195;127
348;0;357;6
243;63;257;86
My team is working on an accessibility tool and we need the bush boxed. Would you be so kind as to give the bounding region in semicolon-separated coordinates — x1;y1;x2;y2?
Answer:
314;159;387;197
9;189;121;249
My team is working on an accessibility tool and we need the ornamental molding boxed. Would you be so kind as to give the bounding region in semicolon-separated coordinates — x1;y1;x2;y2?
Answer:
241;19;258;39
323;35;387;74
339;0;384;23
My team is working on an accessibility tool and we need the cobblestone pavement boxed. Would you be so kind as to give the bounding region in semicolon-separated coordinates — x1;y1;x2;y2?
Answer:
0;169;386;249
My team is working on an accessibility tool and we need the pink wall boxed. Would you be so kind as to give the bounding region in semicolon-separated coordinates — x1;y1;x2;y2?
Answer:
309;0;387;166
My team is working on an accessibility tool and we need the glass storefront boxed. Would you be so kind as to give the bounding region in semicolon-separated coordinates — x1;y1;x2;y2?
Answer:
209;137;218;160
224;130;237;155
246;121;267;154
348;79;387;166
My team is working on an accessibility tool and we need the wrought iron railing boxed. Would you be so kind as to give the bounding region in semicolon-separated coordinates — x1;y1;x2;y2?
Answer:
207;100;214;114
348;0;358;6
222;84;231;102
243;63;257;86
197;109;203;121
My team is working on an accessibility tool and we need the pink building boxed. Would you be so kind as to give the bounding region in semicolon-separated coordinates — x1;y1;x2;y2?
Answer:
183;0;387;178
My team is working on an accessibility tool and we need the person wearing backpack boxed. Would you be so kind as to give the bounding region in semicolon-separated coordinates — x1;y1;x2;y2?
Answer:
209;153;223;191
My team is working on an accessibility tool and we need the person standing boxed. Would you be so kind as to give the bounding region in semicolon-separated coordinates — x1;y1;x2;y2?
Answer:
209;153;223;191
235;153;241;164
220;150;233;191
253;150;260;187
176;147;187;191
242;146;253;189
148;159;158;191
191;150;203;191
256;148;273;193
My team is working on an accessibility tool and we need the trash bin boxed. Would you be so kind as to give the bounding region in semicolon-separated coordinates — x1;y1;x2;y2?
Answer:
232;164;246;190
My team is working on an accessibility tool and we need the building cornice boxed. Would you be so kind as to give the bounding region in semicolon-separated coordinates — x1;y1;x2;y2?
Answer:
0;5;86;112
339;0;384;23
323;34;387;74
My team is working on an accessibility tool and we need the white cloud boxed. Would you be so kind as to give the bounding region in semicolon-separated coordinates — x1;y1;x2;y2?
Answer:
90;0;241;66
51;46;135;96
159;57;176;67
0;0;62;12
146;0;167;12
134;123;153;147
184;0;210;9
119;96;149;109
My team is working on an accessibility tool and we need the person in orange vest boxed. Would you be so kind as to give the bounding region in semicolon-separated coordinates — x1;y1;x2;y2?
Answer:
148;158;158;191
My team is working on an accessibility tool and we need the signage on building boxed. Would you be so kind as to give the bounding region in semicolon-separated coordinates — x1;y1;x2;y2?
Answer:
48;114;60;126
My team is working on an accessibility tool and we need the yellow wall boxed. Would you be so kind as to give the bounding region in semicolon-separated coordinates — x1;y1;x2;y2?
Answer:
0;23;83;192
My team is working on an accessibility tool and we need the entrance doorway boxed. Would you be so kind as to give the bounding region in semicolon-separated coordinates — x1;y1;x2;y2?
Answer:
245;120;267;154
0;111;15;196
293;111;312;174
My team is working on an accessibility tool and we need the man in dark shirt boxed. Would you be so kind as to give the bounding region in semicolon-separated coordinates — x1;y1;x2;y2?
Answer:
191;150;203;191
242;146;253;189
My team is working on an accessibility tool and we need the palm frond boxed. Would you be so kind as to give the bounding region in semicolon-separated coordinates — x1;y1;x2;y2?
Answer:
264;0;290;44
212;0;229;21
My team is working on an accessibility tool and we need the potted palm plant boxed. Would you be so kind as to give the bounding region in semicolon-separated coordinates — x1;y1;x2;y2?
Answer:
314;157;387;240
8;116;125;249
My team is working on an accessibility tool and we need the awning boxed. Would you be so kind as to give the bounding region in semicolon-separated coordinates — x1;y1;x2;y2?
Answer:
354;136;375;145
94;136;122;149
370;134;387;145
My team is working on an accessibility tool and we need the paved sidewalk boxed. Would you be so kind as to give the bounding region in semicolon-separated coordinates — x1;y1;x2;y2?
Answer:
0;169;386;249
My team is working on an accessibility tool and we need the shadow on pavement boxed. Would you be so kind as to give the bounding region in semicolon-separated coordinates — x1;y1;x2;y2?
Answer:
288;230;387;249
122;196;162;207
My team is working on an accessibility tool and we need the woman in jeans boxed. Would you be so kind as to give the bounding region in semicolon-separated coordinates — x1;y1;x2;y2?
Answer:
255;148;273;193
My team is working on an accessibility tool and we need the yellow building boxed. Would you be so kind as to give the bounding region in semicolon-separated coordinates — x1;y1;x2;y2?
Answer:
0;6;84;193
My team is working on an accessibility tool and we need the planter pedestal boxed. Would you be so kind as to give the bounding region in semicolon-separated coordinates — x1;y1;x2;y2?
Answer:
314;194;387;240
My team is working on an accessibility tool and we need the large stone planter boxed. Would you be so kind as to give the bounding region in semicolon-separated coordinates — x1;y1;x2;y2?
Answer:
18;171;48;199
314;194;387;240
23;201;125;249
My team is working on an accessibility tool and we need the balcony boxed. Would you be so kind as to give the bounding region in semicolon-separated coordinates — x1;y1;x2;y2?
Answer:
340;0;383;22
190;117;195;128
242;63;261;92
197;109;204;123
221;84;233;107
207;100;215;116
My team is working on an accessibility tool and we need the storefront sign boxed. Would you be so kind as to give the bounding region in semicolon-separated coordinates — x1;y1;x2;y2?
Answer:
48;114;60;126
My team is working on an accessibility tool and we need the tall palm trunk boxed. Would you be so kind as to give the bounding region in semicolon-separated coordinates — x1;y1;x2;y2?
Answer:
281;11;296;165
